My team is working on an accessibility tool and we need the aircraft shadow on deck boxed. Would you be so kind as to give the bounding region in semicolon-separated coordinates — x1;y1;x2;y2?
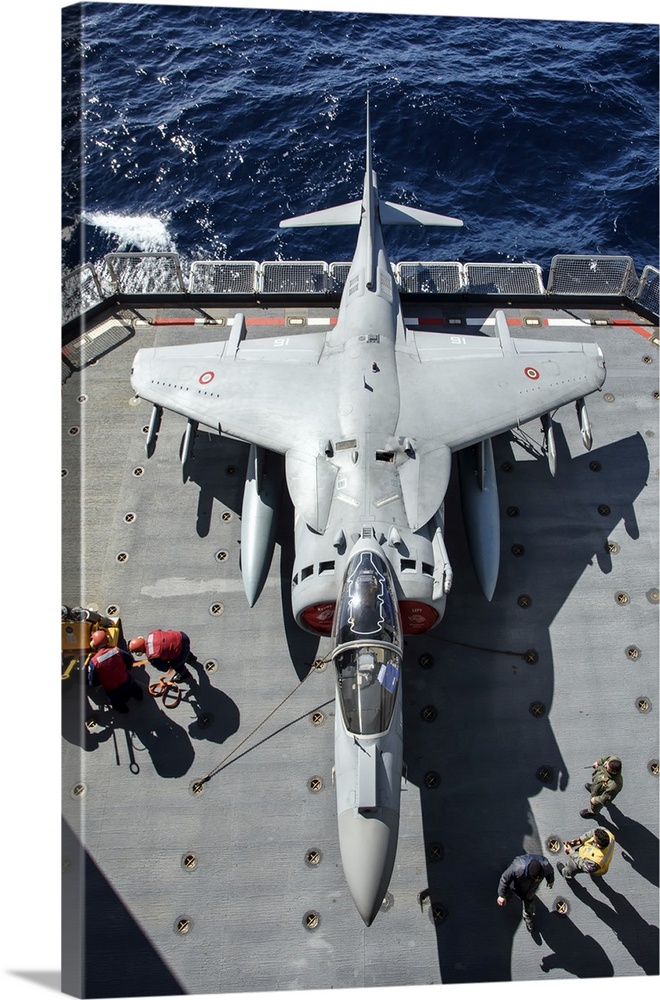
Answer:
183;430;322;682
401;427;652;983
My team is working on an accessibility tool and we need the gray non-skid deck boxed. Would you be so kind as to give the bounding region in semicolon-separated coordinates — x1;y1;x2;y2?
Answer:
62;297;659;997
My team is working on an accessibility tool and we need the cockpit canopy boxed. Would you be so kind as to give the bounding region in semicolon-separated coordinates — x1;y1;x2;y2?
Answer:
332;549;402;736
332;549;402;649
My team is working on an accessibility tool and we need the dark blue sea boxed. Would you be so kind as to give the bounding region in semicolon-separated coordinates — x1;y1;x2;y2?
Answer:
62;2;659;279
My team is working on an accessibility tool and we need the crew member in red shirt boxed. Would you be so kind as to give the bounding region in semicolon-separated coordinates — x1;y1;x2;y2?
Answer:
128;629;199;682
88;630;144;713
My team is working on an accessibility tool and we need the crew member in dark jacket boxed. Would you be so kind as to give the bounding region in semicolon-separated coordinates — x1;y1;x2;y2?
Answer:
497;854;554;931
128;629;199;682
88;630;144;714
581;755;623;818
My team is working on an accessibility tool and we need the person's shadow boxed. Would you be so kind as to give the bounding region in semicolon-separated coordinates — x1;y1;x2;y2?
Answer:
598;802;659;888
84;681;196;779
536;900;615;978
72;663;238;778
178;660;241;745
568;878;659;975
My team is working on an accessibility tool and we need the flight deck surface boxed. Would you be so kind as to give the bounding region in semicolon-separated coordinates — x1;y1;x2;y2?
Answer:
62;293;658;996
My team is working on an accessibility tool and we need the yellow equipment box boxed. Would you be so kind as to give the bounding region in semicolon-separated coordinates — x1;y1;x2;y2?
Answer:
61;614;121;681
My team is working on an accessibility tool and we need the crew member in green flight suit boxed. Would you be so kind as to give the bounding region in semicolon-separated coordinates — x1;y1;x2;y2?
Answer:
581;755;622;818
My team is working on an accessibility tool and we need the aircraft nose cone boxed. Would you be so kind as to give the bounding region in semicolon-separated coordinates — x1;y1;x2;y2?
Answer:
338;807;399;925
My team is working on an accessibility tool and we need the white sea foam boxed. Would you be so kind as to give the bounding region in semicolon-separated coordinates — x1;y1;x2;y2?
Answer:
81;211;176;252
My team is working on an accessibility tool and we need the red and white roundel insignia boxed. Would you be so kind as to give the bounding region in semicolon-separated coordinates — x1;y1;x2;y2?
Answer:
199;371;215;385
524;366;540;381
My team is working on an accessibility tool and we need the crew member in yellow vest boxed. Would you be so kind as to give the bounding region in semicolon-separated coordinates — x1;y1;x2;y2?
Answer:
556;827;615;879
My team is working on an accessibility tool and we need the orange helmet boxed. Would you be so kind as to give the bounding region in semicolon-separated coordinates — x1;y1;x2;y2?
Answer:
128;636;146;653
90;629;109;649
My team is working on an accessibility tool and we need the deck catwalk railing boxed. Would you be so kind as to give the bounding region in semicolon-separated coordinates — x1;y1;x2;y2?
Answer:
63;253;659;327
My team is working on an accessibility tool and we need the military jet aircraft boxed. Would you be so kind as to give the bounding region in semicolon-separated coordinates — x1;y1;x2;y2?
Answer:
130;95;606;925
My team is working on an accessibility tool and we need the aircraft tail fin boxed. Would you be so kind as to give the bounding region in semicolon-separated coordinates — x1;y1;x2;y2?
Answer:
279;92;463;231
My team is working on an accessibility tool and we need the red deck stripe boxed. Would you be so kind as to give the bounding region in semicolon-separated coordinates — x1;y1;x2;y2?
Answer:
610;319;653;339
146;315;652;335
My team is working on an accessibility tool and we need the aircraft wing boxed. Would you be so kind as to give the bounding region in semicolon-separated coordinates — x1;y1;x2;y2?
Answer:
131;327;336;448
393;312;605;528
397;313;605;452
131;325;343;529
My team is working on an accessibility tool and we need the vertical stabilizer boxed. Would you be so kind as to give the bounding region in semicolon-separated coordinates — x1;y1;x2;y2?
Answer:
279;94;462;233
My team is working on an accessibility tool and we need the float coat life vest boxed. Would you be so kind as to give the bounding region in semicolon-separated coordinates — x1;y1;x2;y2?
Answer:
146;630;183;661
91;647;131;691
578;831;616;874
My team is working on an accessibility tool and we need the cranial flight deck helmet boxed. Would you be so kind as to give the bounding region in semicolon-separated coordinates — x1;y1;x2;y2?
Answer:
90;629;109;649
128;636;146;653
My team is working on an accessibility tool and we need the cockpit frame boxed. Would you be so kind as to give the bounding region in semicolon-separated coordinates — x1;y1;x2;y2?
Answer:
330;548;403;737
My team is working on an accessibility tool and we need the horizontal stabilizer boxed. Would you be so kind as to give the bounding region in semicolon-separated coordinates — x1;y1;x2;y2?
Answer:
279;200;362;228
379;201;463;227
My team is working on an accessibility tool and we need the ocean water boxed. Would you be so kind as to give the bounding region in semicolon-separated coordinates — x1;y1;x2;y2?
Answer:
61;2;659;279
